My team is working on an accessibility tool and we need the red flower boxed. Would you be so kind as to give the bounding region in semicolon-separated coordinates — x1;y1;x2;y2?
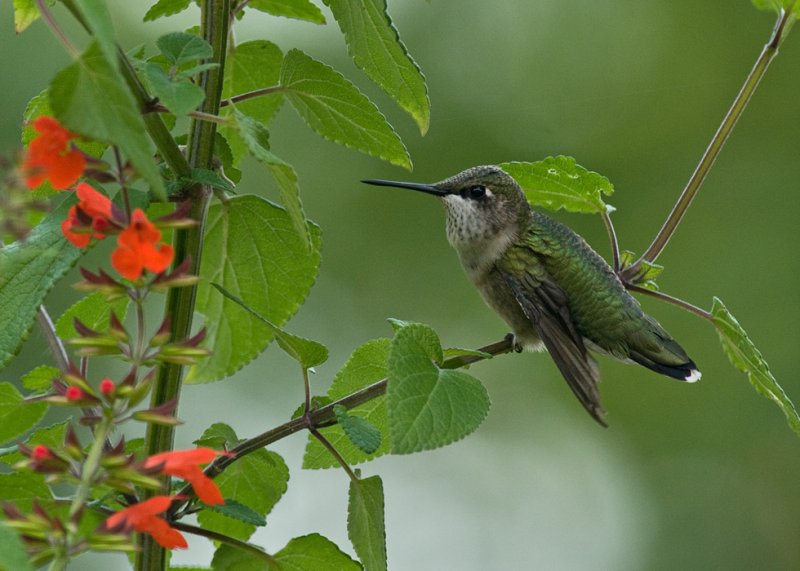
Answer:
32;445;52;460
105;496;187;549
61;183;116;247
111;209;174;280
144;448;229;505
23;116;85;190
99;378;115;395
65;386;84;401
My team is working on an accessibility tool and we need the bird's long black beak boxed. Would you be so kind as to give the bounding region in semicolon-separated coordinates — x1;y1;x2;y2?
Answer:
361;178;448;197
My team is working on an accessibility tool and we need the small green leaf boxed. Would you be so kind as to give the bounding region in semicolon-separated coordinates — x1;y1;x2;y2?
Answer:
751;0;800;14
0;421;68;464
712;297;800;436
221;40;284;165
157;32;213;65
0;522;34;571
143;0;192;21
193;422;239;450
211;283;328;369
334;405;382;454
388;323;490;454
348;475;387;571
144;63;206;116
188;168;235;193
500;156;614;214
189;196;321;382
212;533;361;570
442;347;493;363
232;111;309;245
21;365;60;393
0;383;47;446
303;339;391;469
324;0;429;134
49;42;165;199
280;49;411;170
55;292;130;340
205;499;267;527
196;424;289;541
14;0;45;33
248;0;326;23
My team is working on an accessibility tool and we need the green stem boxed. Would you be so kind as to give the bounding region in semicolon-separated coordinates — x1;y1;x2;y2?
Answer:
621;6;795;282
171;521;279;564
136;2;230;570
310;428;359;482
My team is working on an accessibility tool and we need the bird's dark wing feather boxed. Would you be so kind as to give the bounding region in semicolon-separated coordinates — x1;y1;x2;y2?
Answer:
500;270;607;426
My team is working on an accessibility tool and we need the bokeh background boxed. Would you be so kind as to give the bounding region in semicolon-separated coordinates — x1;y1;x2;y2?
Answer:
3;1;800;569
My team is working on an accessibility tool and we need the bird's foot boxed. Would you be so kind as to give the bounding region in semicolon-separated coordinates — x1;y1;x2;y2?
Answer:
504;332;523;353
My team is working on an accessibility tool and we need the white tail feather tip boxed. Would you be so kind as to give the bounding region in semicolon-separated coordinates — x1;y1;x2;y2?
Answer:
685;368;702;383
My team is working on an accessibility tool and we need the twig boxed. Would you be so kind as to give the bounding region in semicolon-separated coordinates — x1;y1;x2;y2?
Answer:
171;521;278;564
625;284;713;322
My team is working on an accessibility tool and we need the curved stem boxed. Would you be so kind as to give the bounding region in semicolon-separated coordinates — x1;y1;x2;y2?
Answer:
36;306;70;373
220;85;283;107
171;521;278;564
310;428;358;482
136;2;230;570
622;6;795;281
601;210;621;272
626;284;713;322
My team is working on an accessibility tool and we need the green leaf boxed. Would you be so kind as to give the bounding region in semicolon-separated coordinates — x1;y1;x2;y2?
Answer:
210;283;328;369
334;405;382;454
0;522;34;571
21;365;60;393
157;32;213;65
387;323;490;454
193;422;239;450
196;424;289;541
0;421;68;464
500;156;614;214
205;499;267;527
232;111;309;245
13;0;49;34
144;63;206;116
442;347;493;363
249;0;326;23
348;475;387;571
71;0;119;72
55;292;129;340
221;40;284;165
324;0;429;134
212;533;361;570
49;41;165;200
280;49;411;170
188;196;321;383
751;0;800;14
0;383;46;445
303;339;391;469
0;473;50;510
0;197;82;369
144;0;192;21
711;297;800;436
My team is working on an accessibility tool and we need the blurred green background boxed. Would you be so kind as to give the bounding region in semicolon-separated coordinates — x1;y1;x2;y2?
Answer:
3;1;800;569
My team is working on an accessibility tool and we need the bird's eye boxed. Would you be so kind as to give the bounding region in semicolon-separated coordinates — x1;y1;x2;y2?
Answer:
467;185;487;199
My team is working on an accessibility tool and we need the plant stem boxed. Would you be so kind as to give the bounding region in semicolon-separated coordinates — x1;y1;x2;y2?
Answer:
35;0;79;58
601;210;621;272
169;336;514;509
219;85;283;107
621;6;795;282
310;428;358;482
171;522;279;564
625;285;713;322
36;306;70;373
136;2;230;570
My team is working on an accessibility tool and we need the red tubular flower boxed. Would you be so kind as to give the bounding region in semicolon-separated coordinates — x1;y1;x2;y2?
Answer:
61;183;116;247
32;445;52;460
99;379;115;395
65;386;84;401
23;116;85;190
111;209;174;280
144;448;229;505
104;496;187;549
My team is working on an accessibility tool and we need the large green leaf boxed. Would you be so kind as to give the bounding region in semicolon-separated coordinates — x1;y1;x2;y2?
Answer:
0;421;68;465
0;522;34;571
303;339;391;469
280;49;411;170
387;323;490;454
212;533;360;570
188;195;321;383
143;0;191;21
221;40;284;165
49;41;165;199
324;0;429;134
196;424;289;541
0;383;47;445
0;473;50;511
71;0;119;72
0;197;82;370
348;475;387;571
500;156;614;214
712;297;800;436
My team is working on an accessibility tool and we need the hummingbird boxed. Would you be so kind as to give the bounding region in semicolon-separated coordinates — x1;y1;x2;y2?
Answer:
363;165;700;425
